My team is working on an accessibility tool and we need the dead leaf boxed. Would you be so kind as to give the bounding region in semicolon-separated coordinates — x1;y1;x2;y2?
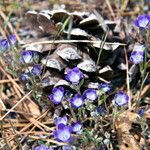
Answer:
115;111;147;150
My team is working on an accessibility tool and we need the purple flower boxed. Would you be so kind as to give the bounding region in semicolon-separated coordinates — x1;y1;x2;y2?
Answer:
20;73;29;81
83;89;98;101
35;144;50;150
98;145;108;150
9;34;16;45
92;106;106;117
65;67;83;85
55;116;68;126
53;124;72;142
62;145;72;150
138;108;145;117
114;91;129;106
31;64;42;76
20;50;33;63
71;122;82;133
70;93;84;108
48;87;64;104
129;51;144;64
134;14;150;29
98;83;111;93
0;39;9;49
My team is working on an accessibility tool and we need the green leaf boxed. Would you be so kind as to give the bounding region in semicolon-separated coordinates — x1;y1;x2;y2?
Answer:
6;67;17;77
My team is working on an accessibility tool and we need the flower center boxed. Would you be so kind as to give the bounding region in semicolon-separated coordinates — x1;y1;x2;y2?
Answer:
133;54;143;62
70;73;80;83
73;124;81;132
116;95;125;104
59;130;70;141
102;87;109;92
87;92;96;100
54;91;63;101
74;98;82;106
23;54;32;63
139;18;149;27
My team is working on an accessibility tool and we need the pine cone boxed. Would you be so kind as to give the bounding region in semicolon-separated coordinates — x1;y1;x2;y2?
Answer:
20;9;127;93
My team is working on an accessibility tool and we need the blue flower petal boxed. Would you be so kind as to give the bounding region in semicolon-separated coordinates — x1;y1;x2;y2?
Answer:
70;93;84;108
35;144;50;150
31;64;42;76
83;89;98;101
48;87;64;104
71;122;82;133
9;34;17;45
65;67;83;85
55;116;68;126
134;14;150;29
114;91;129;106
53;124;72;142
129;51;143;64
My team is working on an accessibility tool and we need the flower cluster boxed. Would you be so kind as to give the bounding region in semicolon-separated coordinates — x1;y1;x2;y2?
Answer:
19;64;42;82
0;34;16;52
48;86;98;108
48;67;98;107
0;9;150;150
19;50;42;82
131;14;150;64
47;67;130;143
48;88;98;108
47;68;98;142
53;116;82;142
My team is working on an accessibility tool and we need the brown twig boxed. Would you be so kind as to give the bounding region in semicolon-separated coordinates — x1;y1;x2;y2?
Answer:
29;135;66;145
0;61;40;117
22;40;126;48
1;109;39;118
0;22;7;38
105;0;116;20
3;110;52;149
12;84;22;98
0;10;21;42
0;79;18;84
0;90;32;120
